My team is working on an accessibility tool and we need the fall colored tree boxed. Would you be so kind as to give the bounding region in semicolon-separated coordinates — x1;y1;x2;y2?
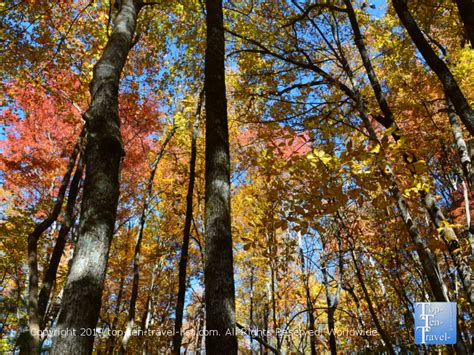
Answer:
0;1;473;354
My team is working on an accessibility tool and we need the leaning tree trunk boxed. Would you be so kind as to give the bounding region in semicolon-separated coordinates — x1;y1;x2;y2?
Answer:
51;1;143;353
392;0;474;136
345;1;473;307
25;130;84;355
172;90;203;354
203;0;237;353
38;153;84;327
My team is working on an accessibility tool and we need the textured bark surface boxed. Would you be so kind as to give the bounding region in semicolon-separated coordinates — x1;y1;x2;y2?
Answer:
172;90;202;354
392;0;474;136
204;0;238;353
51;1;142;353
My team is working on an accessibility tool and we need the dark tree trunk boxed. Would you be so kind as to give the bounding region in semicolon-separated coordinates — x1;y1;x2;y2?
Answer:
51;1;143;353
173;90;203;354
203;0;237;353
392;0;474;136
38;153;84;327
456;0;474;46
25;130;84;355
120;127;175;353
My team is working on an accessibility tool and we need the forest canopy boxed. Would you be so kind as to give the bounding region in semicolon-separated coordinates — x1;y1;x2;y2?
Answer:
0;0;473;353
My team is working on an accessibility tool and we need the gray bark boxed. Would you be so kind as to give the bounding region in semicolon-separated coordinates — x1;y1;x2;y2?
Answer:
51;1;143;353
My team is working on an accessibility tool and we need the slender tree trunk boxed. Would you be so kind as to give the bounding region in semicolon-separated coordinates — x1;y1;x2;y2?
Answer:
346;2;473;307
106;275;125;355
38;153;84;327
455;0;474;46
120;128;175;353
51;1;143;353
297;234;316;355
350;249;395;355
204;0;237;353
25;130;84;355
392;0;474;136
172;90;203;354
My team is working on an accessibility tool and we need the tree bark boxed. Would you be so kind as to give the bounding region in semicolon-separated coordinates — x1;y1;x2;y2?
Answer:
455;0;474;46
172;90;203;354
120;127;175;353
204;0;237;353
392;0;474;136
51;1;143;353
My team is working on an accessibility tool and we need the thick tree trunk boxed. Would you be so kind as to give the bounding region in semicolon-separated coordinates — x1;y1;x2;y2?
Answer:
120;127;175;353
455;0;474;46
392;0;474;136
25;130;84;354
38;153;84;328
51;1;143;353
172;90;203;354
204;0;237;353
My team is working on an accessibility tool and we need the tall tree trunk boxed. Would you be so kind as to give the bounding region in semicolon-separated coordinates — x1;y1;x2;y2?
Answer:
297;234;316;355
25;130;84;354
121;127;175;353
51;1;143;353
345;1;473;307
173;90;203;354
106;274;125;355
455;0;474;46
203;0;237;353
392;0;474;136
350;249;395;355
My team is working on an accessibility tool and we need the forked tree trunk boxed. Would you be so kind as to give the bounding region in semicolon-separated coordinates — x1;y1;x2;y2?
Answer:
38;152;84;327
203;0;237;353
25;130;84;355
51;1;143;353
